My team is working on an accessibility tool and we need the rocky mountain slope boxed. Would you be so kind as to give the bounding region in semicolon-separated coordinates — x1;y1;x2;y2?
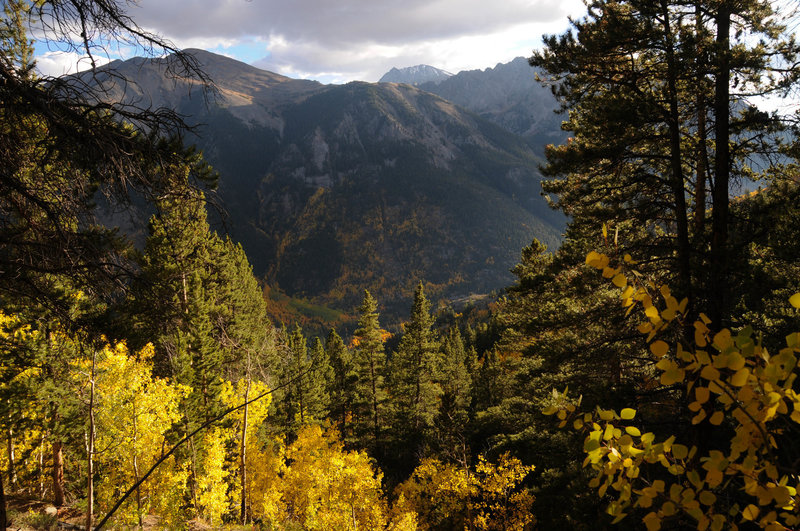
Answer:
379;64;453;85
415;57;566;150
88;49;565;314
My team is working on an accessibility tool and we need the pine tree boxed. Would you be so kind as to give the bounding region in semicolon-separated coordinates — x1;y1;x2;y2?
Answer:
434;326;472;464
530;0;799;328
387;282;442;470
309;337;333;420
351;290;387;455
325;329;357;441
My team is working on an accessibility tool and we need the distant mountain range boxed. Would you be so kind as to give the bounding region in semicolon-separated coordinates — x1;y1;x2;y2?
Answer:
85;49;566;316
379;65;453;85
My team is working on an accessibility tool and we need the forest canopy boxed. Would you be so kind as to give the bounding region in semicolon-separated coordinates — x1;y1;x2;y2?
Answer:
2;0;800;530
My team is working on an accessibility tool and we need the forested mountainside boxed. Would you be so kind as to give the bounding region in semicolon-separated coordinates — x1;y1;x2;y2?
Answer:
6;1;800;530
86;49;564;317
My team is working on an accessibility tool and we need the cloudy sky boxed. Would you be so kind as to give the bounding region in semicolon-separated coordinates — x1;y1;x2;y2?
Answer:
35;0;587;83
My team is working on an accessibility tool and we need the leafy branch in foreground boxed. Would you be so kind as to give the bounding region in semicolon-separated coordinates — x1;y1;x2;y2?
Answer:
545;250;800;530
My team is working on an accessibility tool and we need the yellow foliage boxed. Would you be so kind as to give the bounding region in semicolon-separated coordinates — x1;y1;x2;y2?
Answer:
196;428;231;524
87;342;190;528
394;453;534;530
544;251;800;530
280;425;388;530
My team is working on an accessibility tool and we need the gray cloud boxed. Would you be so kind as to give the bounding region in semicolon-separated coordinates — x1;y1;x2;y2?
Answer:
136;0;567;43
128;0;584;81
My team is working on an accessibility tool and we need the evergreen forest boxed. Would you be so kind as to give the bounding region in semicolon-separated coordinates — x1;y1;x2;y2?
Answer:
3;1;800;530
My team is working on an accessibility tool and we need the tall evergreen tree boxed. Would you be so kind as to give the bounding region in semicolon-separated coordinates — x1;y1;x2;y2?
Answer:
325;329;357;442
387;282;442;470
351;290;387;455
309;337;333;420
274;325;330;434
434;326;473;465
530;0;799;327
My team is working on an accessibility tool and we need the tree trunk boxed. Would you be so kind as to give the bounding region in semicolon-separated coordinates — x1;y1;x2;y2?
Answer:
694;2;709;235
239;379;250;524
133;397;143;528
38;434;45;498
711;2;731;329
370;357;380;453
0;469;7;529
52;441;65;506
6;428;16;492
86;349;97;531
661;0;692;301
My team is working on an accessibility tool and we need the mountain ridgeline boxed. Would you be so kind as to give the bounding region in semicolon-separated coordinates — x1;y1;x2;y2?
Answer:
378;64;453;85
86;50;565;316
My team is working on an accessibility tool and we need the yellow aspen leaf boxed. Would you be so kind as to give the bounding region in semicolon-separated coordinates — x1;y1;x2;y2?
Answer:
700;313;712;325
603;266;617;279
742;504;759;521
700;365;721;381
672;444;688;460
626;426;641;437
727;352;746;371
789;293;800;308
622;285;634;299
710;515;726;531
650;340;669;358
612;273;627;288
708;411;725;426
695;329;708;348
713;329;733;350
659;362;685;385
585;251;602;266
687;470;703;489
708;380;724;394
638;322;653;334
770;485;791;505
692;410;707;424
602;223;608;239
660;285;671;299
787;332;800;348
621;408;636;420
643;511;662;531
699;490;717;506
645;305;660;321
696;387;710;404
573;419;584;429
730;368;750;387
661;501;677;516
598;408;615;421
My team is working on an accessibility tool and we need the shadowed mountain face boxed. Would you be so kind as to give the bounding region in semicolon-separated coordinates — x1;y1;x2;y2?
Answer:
416;57;567;151
89;49;565;315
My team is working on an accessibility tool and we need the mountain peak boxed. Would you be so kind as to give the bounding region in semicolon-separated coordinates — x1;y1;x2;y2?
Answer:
378;64;453;86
